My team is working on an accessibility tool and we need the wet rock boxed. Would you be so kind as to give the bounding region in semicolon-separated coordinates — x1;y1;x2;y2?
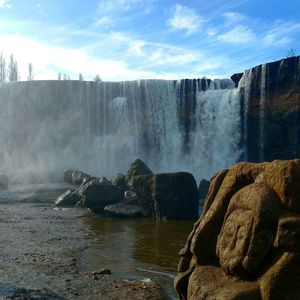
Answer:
0;174;8;189
104;203;142;218
132;172;198;220
64;169;92;185
175;159;300;300
127;159;153;178
76;183;122;213
112;173;128;193
54;190;81;207
123;190;138;204
132;174;154;217
198;179;209;212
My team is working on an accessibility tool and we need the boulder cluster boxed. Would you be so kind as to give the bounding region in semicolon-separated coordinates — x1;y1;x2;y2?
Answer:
175;159;300;300
55;159;199;220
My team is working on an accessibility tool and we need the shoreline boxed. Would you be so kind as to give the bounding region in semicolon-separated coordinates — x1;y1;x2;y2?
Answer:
0;185;172;299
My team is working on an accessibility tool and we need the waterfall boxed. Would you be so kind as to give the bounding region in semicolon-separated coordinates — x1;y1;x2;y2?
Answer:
0;79;242;183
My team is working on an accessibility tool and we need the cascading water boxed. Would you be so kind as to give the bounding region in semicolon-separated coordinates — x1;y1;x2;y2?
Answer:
0;78;242;183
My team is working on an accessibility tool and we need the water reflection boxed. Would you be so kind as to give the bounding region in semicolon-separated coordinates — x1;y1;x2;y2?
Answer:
81;216;193;273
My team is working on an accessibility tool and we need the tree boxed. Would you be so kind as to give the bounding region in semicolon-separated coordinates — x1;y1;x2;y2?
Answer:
58;72;61;80
8;54;18;81
94;74;102;82
286;48;297;58
79;73;84;81
0;52;6;82
27;63;33;80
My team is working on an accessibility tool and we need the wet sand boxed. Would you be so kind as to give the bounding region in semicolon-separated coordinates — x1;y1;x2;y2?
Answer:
0;185;169;300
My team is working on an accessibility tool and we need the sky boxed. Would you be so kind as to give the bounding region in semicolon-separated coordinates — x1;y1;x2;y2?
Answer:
0;0;299;81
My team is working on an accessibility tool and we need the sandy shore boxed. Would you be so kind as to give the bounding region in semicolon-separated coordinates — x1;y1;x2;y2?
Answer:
0;185;169;300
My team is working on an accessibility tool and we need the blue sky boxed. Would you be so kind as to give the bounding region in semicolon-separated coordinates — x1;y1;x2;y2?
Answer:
0;0;299;81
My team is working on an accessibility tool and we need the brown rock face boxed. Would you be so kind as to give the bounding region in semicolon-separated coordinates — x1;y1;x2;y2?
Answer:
240;56;300;162
175;159;300;300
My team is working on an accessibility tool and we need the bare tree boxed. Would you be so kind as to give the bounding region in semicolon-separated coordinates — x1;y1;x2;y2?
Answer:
79;73;84;81
8;54;18;81
27;63;33;80
94;74;102;82
58;72;62;80
287;48;297;58
0;52;6;82
63;74;67;80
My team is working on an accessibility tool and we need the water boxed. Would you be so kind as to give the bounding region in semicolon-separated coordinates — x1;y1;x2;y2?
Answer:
0;79;242;183
79;215;194;298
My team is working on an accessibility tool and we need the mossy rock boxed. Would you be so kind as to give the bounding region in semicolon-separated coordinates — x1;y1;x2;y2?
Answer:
127;159;153;178
152;172;198;220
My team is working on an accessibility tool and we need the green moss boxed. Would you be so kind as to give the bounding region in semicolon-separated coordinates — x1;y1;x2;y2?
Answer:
127;159;153;178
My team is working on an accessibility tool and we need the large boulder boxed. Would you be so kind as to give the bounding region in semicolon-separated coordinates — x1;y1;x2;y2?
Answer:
63;169;92;185
111;173;128;193
175;159;300;300
127;159;153;178
76;183;122;213
132;172;198;220
54;190;81;207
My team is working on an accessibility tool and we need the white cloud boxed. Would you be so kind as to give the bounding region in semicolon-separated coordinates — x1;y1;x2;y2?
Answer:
0;0;11;8
217;25;255;44
223;12;247;24
94;16;112;27
263;22;300;46
97;0;141;13
167;4;203;34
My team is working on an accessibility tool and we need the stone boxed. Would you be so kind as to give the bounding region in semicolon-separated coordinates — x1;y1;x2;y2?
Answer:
0;174;8;189
274;213;300;251
132;172;198;220
132;174;155;217
127;159;153;178
198;179;210;202
112;173;127;192
76;183;122;213
123;190;138;204
152;172;198;220
260;252;300;300
188;266;261;300
54;190;81;207
175;159;300;300
104;203;142;218
216;183;280;276
63;169;92;185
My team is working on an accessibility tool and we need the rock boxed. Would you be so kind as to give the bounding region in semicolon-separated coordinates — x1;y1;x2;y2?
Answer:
132;174;154;217
54;190;81;207
132;172;198;220
197;179;209;212
260;252;300;300
152;172;198;220
112;173;128;192
123;190;138;204
0;174;8;189
274;213;300;251
63;169;92;185
188;266;261;300
175;159;300;300
104;203;142;218
241;56;300;162
216;183;280;276
127;159;153;178
76;183;122;213
230;72;243;87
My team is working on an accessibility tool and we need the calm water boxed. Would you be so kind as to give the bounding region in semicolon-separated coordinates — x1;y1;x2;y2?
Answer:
79;215;194;297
